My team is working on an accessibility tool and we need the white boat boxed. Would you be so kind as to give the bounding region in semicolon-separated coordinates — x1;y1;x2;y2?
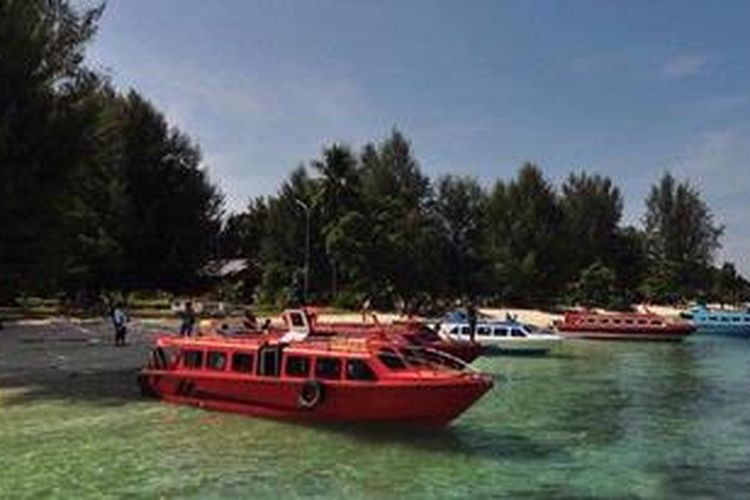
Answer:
437;318;562;355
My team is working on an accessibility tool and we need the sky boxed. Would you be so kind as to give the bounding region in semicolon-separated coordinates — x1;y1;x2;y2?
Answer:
85;0;750;275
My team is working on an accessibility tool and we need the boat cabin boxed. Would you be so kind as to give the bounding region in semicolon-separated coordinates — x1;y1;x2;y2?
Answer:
442;322;534;340
154;334;468;385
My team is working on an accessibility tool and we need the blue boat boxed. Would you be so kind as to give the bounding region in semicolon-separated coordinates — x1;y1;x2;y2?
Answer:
680;305;750;337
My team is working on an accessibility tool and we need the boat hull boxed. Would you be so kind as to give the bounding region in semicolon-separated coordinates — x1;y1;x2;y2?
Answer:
693;324;750;338
557;329;692;342
140;371;493;426
482;337;561;355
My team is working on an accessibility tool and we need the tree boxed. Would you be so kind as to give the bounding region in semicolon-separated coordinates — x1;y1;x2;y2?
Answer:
118;91;223;291
312;144;360;296
570;262;617;308
258;166;322;304
0;0;106;299
485;164;564;303
357;131;437;307
712;262;750;305
560;172;623;279
219;197;268;259
644;173;723;265
433;175;488;297
643;173;724;296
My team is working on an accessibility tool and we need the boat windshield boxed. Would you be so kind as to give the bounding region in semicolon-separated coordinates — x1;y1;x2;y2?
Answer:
399;346;466;372
377;348;408;370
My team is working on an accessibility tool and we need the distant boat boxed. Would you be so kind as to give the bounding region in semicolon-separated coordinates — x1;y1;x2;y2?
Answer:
680;306;750;337
554;310;695;341
436;311;562;355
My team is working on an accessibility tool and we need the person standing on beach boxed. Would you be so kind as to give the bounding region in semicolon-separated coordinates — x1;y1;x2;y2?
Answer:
467;302;478;343
111;303;128;346
180;301;196;337
361;296;372;323
243;309;258;331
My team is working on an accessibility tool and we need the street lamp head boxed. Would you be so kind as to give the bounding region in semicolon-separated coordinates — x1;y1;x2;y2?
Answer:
294;198;309;212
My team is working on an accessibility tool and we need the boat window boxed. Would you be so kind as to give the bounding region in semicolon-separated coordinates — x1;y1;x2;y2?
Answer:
745;316;750;322
206;351;227;371
346;359;377;381
625;319;634;325
449;327;458;335
650;320;661;326
377;348;407;370
401;347;429;367
476;326;489;336
231;352;254;373
731;317;741;322
315;357;342;380
289;312;306;327
720;317;730;322
709;316;718;321
183;350;204;369
637;319;646;324
460;326;471;335
601;318;609;324
494;328;508;337
257;346;282;377
613;319;622;324
285;356;310;378
511;328;525;338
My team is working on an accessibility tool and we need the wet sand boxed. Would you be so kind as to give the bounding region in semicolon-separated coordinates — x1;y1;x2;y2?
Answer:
0;320;169;406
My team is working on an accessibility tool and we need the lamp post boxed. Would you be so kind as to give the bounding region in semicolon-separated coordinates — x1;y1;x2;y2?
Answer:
294;198;311;305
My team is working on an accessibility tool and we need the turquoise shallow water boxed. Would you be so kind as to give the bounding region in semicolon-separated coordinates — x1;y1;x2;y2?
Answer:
1;331;749;499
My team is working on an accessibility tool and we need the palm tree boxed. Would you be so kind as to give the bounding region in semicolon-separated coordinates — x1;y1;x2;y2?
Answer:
312;144;360;297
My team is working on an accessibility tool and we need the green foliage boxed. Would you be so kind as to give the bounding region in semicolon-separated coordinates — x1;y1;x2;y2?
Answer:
485;164;564;304
644;173;723;267
228;138;743;308
711;263;750;305
560;172;623;279
570;262;617;308
0;0;223;301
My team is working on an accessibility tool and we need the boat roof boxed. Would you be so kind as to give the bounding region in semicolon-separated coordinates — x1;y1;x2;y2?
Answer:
441;319;527;327
688;306;750;317
156;332;394;357
565;310;663;319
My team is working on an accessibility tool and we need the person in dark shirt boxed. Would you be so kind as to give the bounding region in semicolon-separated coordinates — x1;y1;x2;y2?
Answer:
180;301;196;337
111;303;128;346
467;302;478;343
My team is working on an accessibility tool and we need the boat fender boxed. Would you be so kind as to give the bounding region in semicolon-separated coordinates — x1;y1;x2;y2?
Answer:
298;380;325;409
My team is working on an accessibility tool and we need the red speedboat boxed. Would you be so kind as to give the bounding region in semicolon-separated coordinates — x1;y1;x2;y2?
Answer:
554;310;695;341
138;333;492;425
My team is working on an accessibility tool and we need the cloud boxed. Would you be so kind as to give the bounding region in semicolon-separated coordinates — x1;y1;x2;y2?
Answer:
669;126;750;275
110;58;392;214
661;54;708;79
